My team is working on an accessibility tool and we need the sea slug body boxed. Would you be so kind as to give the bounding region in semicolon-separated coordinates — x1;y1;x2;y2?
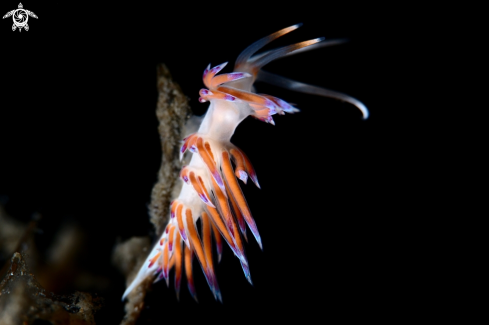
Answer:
123;24;368;302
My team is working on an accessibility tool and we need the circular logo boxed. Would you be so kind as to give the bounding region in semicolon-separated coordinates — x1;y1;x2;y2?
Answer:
13;9;28;27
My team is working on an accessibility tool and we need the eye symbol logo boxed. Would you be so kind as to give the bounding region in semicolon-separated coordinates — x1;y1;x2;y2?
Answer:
3;3;38;32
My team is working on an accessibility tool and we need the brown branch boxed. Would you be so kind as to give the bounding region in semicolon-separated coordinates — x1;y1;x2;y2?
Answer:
149;64;192;236
115;64;192;325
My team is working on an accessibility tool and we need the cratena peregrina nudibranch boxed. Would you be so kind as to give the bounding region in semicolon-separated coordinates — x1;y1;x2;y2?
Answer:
123;24;368;302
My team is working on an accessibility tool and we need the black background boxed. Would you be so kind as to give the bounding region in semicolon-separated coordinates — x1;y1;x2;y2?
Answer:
0;1;410;323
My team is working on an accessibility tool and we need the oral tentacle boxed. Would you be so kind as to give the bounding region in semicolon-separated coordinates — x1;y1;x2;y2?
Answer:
235;23;302;69
261;94;300;113
252;38;324;70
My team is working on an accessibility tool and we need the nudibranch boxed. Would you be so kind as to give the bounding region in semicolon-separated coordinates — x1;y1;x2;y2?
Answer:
123;24;368;302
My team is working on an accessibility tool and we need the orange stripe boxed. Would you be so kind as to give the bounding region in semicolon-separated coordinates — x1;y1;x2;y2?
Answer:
213;174;245;257
184;245;197;300
189;171;214;207
232;148;260;188
272;24;301;38
211;221;223;262
230;214;245;260
251;107;271;119
188;135;198;152
148;251;161;268
184;245;192;280
162;241;169;277
169;252;175;269
203;65;213;89
197;175;210;196
217;86;275;109
230;148;247;181
168;225;175;253
189;171;203;195
176;204;187;243
203;62;228;89
196;137;224;191
211;176;236;238
174;232;182;299
204;141;215;162
223;151;262;248
234;24;301;71
181;134;197;157
210;75;232;89
180;167;190;183
205;205;235;251
222;151;252;219
204;89;234;102
201;212;214;272
170;200;178;219
253;39;323;69
185;209;208;272
210;72;250;89
224;174;247;237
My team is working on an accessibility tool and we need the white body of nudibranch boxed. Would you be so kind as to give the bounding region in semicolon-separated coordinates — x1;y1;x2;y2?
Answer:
123;24;368;302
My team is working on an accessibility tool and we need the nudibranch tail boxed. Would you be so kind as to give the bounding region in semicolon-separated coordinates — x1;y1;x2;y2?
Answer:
123;24;368;302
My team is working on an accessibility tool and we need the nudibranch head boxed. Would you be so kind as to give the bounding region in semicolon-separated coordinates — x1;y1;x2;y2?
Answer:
123;24;368;303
